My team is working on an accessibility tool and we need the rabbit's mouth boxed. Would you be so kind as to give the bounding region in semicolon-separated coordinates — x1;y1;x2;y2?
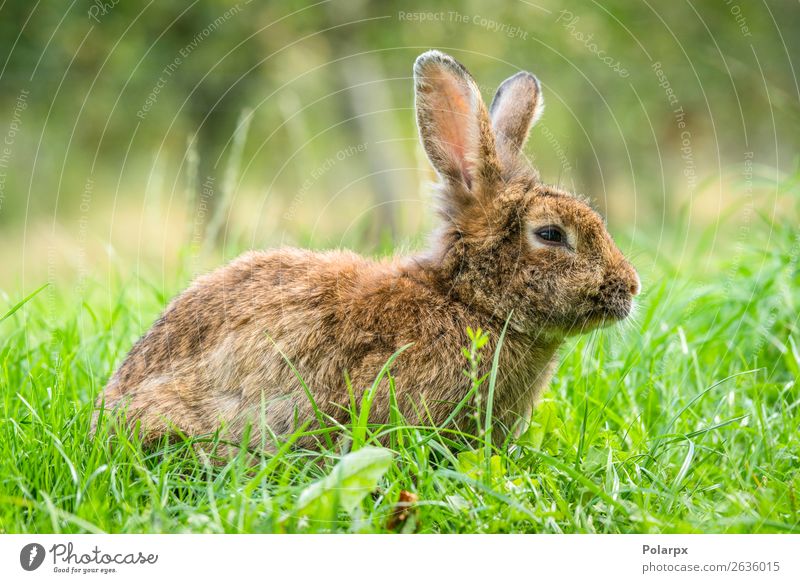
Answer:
606;297;633;320
585;295;633;326
559;299;632;336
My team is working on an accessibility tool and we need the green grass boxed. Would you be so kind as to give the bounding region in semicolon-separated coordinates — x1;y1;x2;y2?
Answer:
1;213;798;534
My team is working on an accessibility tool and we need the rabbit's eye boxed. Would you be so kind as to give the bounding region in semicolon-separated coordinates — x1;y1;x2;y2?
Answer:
535;225;566;245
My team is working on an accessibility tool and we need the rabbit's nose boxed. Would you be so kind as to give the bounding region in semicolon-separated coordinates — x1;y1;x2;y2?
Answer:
615;261;640;296
630;272;641;296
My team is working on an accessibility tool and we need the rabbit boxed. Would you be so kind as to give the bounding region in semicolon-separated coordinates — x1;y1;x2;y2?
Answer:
93;50;640;451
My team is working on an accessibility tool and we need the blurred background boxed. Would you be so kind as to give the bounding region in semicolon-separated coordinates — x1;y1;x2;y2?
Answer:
0;0;797;293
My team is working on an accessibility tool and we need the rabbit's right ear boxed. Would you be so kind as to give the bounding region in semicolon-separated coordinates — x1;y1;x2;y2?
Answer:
489;71;544;166
414;51;499;192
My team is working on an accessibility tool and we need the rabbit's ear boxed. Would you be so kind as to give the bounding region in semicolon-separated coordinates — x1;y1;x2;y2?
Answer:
489;72;543;165
414;51;499;191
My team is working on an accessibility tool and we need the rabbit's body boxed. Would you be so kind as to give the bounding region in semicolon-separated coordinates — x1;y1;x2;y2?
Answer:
102;247;559;446
96;51;639;449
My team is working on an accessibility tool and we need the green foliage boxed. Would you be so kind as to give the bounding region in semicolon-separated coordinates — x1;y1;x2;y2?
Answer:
294;446;393;527
1;0;797;258
0;283;47;324
1;0;798;535
0;202;798;533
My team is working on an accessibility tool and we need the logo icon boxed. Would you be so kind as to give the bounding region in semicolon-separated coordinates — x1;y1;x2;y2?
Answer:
20;543;46;571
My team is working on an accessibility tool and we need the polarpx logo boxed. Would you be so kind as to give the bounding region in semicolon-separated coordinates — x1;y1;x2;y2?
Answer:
20;543;46;571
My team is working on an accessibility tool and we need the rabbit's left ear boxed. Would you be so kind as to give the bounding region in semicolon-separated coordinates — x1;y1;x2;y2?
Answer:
414;51;500;192
489;72;544;165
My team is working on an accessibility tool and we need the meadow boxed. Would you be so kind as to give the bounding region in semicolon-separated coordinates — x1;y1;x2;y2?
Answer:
0;0;798;536
1;185;797;534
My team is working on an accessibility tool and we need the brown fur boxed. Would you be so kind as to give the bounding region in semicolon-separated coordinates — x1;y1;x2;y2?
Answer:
94;51;639;450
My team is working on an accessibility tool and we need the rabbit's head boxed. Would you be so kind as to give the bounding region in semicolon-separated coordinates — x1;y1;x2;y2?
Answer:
415;51;639;338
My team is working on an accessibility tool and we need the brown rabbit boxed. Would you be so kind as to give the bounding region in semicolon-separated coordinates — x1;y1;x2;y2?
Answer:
94;51;639;450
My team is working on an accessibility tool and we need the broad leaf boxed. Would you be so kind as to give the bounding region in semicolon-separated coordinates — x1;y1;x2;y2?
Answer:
295;446;393;519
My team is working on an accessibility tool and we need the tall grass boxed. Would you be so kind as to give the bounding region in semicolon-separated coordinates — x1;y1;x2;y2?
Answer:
0;202;798;534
